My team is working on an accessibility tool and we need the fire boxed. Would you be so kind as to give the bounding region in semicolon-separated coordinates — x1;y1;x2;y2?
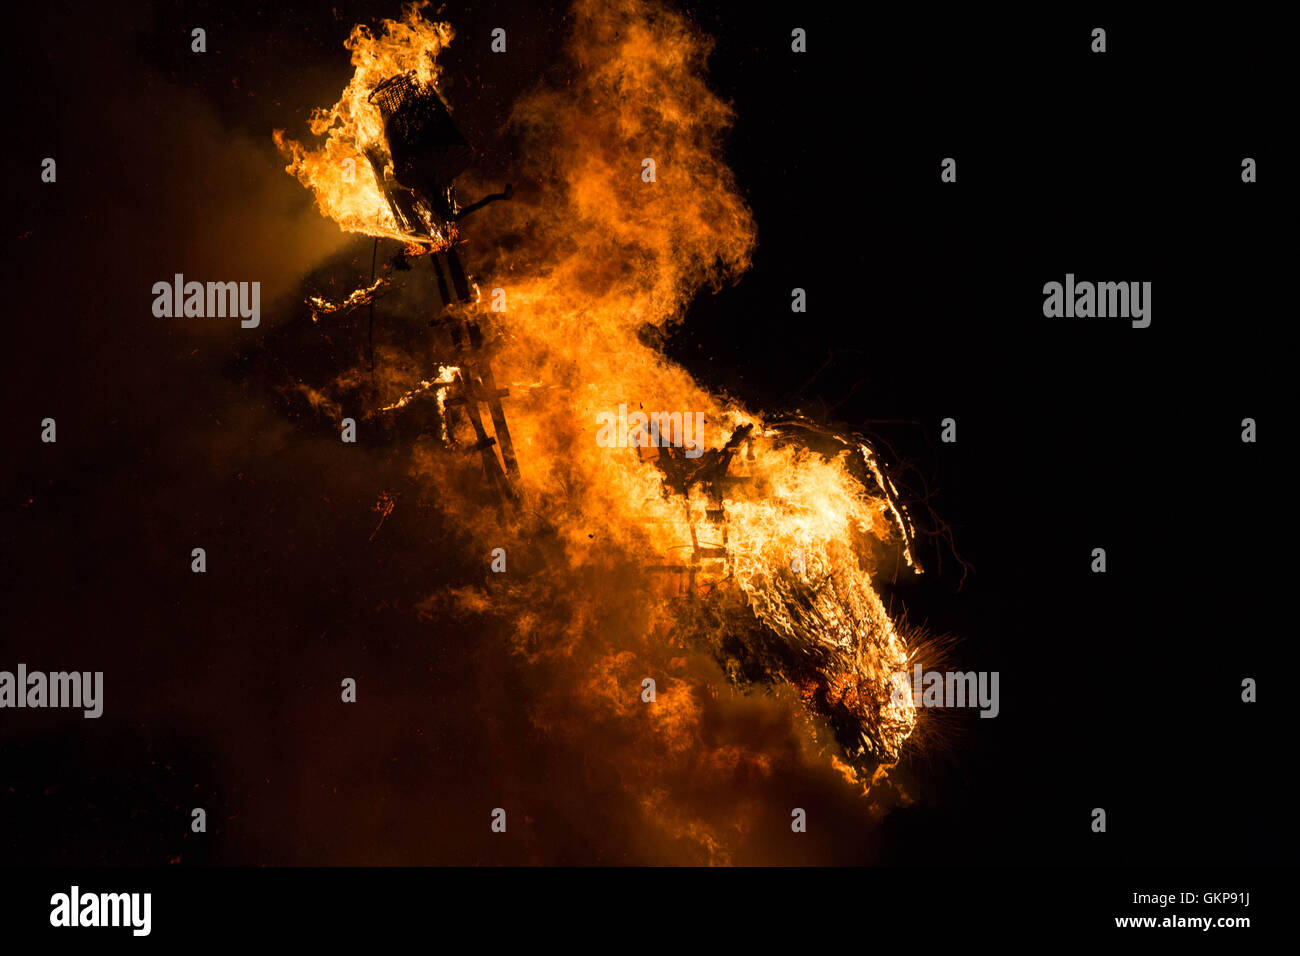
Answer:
273;2;456;244
307;277;387;322
277;0;928;853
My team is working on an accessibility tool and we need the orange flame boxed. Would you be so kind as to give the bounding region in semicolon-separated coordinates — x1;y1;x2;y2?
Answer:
273;1;455;242
279;0;922;853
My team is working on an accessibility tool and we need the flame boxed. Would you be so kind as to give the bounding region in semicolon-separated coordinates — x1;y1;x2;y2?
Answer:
278;0;926;852
307;276;389;322
273;1;455;243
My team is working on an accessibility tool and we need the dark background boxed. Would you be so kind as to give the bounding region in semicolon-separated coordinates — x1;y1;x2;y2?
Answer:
2;0;1291;868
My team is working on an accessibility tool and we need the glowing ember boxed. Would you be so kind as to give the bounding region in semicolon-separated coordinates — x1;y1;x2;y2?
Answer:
307;277;389;322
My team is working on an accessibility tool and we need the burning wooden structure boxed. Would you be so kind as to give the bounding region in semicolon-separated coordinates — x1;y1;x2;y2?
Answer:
644;420;926;781
303;68;519;499
274;2;941;795
364;71;512;306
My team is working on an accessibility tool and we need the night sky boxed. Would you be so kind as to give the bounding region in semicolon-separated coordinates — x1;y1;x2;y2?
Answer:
4;0;1291;868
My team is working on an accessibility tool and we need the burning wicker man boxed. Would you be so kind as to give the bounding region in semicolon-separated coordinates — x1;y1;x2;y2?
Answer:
278;21;940;791
365;71;512;307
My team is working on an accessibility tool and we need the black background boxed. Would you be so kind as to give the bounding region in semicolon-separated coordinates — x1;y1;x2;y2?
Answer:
2;0;1292;878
